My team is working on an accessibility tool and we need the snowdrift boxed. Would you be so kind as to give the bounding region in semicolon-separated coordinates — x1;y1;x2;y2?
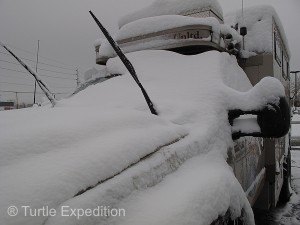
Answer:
0;50;286;225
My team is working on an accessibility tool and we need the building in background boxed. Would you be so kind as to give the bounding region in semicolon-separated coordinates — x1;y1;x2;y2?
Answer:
0;101;15;111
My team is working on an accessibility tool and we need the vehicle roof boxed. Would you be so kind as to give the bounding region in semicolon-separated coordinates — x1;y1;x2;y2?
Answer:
119;0;223;28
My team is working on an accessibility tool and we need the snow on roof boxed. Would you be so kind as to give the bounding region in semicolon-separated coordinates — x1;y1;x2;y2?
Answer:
98;15;221;60
119;0;223;28
117;15;220;41
225;5;290;57
0;50;284;225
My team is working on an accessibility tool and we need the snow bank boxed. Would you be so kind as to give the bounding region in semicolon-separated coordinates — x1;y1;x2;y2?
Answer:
119;0;223;28
225;5;290;57
0;50;285;225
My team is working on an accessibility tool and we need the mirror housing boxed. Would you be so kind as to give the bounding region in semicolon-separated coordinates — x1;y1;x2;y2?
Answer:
257;97;290;138
229;97;290;140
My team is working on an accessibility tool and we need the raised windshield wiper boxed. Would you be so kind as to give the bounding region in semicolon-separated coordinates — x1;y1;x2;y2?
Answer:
89;11;158;115
0;42;56;107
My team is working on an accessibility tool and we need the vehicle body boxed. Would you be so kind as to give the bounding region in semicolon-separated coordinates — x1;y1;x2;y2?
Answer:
94;0;291;212
0;1;291;225
234;8;291;209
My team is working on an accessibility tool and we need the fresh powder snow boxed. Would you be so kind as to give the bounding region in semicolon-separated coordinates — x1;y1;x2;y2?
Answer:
0;50;285;225
97;15;222;60
225;5;290;57
118;0;223;28
97;4;289;63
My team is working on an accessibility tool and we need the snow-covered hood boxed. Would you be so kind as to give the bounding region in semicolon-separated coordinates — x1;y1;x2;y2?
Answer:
0;50;285;225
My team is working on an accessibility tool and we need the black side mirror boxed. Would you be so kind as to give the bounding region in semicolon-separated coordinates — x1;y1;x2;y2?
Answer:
257;97;290;138
228;77;290;140
229;97;290;140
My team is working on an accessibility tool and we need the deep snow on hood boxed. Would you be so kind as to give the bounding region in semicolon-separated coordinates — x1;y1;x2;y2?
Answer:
0;50;285;225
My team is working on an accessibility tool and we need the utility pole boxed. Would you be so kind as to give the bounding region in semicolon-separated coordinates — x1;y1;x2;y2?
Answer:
1;42;56;106
76;68;80;87
291;71;300;110
34;40;40;104
15;92;19;109
291;71;300;98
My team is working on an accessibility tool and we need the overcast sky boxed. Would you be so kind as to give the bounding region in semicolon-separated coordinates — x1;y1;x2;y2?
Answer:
0;0;299;104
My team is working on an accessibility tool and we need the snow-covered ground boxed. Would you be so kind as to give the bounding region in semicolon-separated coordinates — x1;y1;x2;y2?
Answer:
255;115;300;225
254;150;300;225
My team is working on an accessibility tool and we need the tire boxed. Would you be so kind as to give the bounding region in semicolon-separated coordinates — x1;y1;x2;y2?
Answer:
279;149;292;203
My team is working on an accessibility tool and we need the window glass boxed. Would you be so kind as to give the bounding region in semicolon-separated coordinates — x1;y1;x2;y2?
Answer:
282;53;287;79
287;61;290;80
274;32;282;66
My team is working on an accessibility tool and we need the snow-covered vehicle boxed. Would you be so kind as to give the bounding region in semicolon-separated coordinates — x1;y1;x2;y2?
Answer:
95;0;292;210
0;1;291;225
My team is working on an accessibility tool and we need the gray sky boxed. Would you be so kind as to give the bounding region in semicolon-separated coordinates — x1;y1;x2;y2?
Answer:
0;0;299;104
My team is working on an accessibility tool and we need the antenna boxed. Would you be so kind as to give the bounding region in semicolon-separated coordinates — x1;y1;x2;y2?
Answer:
240;0;247;50
242;0;244;19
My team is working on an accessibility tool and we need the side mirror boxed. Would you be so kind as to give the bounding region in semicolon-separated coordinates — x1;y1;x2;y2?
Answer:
229;97;290;140
257;97;290;138
228;77;290;140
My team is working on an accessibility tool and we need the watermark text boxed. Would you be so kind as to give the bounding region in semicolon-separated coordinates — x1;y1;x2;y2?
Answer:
7;205;125;219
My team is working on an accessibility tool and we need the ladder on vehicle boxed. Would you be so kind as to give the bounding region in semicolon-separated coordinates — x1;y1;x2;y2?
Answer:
291;121;300;150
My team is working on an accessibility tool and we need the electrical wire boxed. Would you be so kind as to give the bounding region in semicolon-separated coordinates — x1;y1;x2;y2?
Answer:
0;66;76;80
3;43;76;69
0;73;34;81
0;81;75;89
0;59;76;76
0;81;33;86
0;51;76;71
0;90;69;94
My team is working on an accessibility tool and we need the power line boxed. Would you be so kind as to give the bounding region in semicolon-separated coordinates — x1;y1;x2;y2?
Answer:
3;42;77;69
0;51;76;71
0;59;20;66
0;66;76;80
50;86;76;89
0;73;34;81
0;81;33;86
0;66;28;74
0;90;69;94
0;59;77;76
0;81;75;89
39;74;76;80
0;51;11;57
38;67;76;76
